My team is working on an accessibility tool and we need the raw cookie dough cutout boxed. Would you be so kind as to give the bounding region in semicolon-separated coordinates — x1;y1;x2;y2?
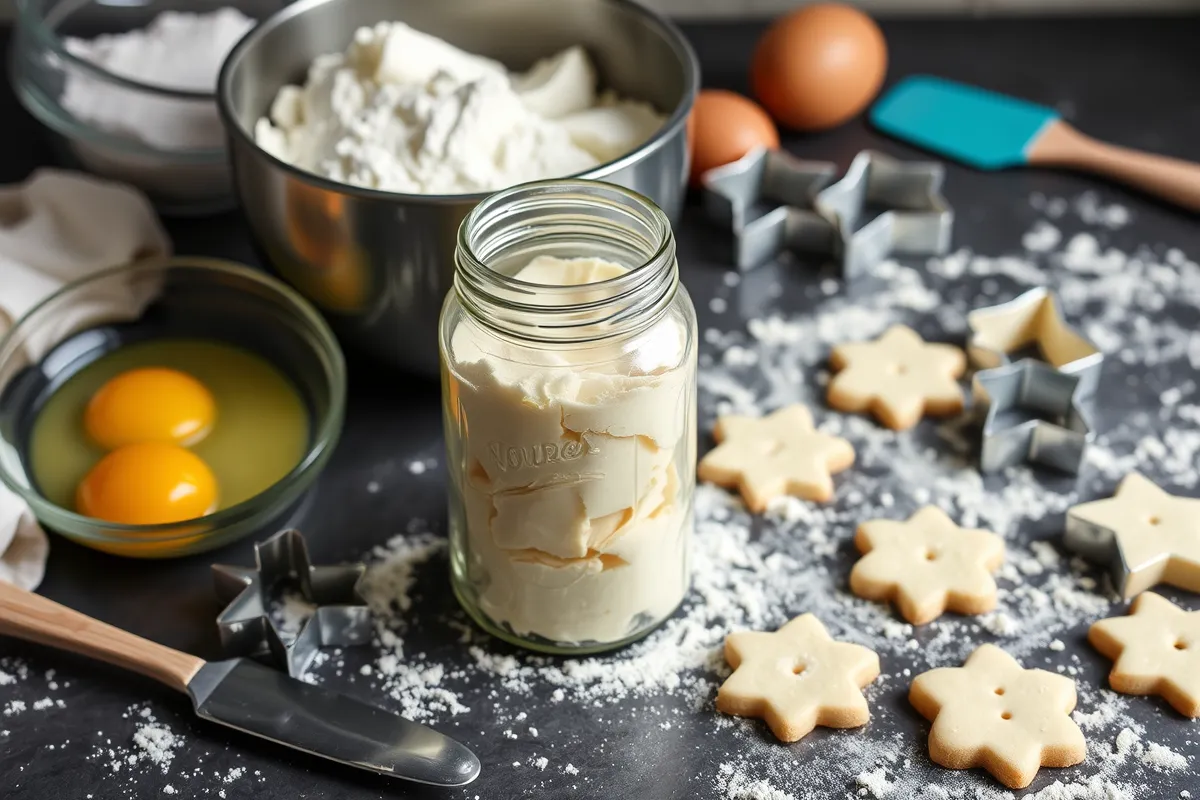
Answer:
909;644;1086;790
827;325;966;430
965;286;1099;371
1067;471;1200;598
1089;592;1200;718
698;404;854;511
716;614;880;743
851;506;1005;625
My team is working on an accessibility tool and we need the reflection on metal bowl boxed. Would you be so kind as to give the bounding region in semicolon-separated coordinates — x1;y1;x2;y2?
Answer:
218;0;699;374
279;184;372;314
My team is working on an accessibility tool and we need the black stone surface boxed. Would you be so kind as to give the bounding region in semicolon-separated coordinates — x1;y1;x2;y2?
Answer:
3;15;1200;800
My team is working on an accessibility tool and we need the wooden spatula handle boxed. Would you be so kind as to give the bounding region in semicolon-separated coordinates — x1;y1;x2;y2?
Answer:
1030;120;1200;213
0;581;204;692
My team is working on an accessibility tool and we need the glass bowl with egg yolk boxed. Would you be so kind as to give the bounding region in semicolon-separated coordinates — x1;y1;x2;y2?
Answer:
0;256;346;557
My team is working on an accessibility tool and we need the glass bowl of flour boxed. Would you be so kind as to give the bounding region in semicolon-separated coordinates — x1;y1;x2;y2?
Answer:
10;0;284;215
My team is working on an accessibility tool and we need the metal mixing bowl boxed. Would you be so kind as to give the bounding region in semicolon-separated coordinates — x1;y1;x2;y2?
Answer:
217;0;699;375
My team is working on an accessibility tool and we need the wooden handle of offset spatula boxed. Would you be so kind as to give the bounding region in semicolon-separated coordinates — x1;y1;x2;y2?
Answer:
0;581;204;692
1029;120;1200;213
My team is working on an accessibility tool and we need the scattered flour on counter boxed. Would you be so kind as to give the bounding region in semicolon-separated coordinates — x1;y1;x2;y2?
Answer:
855;767;893;797
1074;192;1132;229
979;612;1021;637
1093;726;1190;773
1031;192;1069;219
362;530;446;615
717;762;798;800
1023;220;1063;252
1032;192;1131;229
131;721;181;774
1142;742;1189;772
358;527;470;721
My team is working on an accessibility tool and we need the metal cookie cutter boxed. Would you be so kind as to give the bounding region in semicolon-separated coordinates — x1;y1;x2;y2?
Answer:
967;287;1105;397
1063;474;1197;599
702;146;837;271
973;359;1094;474
812;150;954;281
213;528;372;677
703;148;953;278
1062;512;1135;597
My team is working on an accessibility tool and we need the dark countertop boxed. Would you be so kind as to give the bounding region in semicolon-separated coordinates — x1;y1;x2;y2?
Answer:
3;15;1200;800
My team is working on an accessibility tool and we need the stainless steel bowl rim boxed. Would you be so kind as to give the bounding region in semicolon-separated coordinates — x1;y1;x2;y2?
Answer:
0;255;348;542
15;0;220;102
216;0;700;204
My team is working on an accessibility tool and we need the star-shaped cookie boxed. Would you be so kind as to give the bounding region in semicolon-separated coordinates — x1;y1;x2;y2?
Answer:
909;644;1086;790
907;642;1089;786
828;325;967;430
966;287;1101;374
1089;592;1200;718
698;404;855;511
850;506;1005;625
717;614;880;743
1065;472;1200;598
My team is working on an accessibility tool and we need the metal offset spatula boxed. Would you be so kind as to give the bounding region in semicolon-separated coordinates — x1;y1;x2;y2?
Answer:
871;75;1200;213
0;582;480;787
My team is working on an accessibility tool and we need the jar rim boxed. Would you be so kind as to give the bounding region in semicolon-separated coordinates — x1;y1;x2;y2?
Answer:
453;179;677;345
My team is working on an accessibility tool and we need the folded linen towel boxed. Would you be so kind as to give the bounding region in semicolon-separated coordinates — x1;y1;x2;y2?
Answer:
0;169;171;589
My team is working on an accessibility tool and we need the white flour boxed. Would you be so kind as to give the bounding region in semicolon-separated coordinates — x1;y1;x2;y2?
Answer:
268;588;317;640
61;8;254;150
255;22;665;194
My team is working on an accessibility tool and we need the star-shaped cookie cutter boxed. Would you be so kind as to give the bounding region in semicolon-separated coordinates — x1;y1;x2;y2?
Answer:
967;287;1104;397
702;148;954;279
702;147;837;271
212;528;372;677
972;359;1094;475
812;150;954;281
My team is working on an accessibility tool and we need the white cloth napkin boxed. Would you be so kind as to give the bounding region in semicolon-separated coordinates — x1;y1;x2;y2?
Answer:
0;169;171;590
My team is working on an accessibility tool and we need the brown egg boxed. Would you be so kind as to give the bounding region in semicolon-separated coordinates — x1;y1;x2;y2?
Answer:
688;89;780;186
752;3;888;132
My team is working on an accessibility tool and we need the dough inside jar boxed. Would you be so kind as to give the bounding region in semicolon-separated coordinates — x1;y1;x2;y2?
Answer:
447;255;694;644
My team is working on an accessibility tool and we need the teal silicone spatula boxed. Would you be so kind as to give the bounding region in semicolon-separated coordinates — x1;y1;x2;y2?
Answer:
871;75;1200;212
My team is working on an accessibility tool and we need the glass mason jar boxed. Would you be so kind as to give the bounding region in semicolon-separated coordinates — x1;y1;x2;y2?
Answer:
439;180;698;655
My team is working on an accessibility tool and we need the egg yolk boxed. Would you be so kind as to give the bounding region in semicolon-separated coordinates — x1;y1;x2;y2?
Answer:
76;442;218;525
84;368;215;450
